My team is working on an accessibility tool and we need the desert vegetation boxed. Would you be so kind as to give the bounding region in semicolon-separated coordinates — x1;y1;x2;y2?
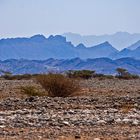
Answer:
66;69;139;80
0;68;139;81
1;74;34;80
36;73;80;97
66;70;115;80
66;70;95;79
116;68;139;79
20;86;46;97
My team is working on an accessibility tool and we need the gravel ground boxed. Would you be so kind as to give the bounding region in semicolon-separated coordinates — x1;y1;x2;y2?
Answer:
0;78;139;140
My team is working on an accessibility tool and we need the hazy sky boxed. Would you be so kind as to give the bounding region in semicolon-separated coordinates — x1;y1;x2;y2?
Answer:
0;0;140;38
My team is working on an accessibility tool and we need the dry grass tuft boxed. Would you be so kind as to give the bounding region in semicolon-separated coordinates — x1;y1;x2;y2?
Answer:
120;103;135;113
20;86;46;97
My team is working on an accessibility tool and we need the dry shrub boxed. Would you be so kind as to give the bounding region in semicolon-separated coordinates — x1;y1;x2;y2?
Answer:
93;74;114;80
21;86;45;97
116;68;139;80
116;74;139;80
67;70;95;79
36;74;80;97
120;103;135;113
1;74;42;80
2;74;33;80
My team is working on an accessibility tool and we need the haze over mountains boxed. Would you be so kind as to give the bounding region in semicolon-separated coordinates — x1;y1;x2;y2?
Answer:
127;40;140;50
0;35;118;60
63;32;140;50
0;33;140;60
110;40;140;60
0;33;140;74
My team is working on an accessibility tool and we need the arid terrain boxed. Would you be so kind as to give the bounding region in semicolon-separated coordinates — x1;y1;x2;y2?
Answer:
0;78;139;140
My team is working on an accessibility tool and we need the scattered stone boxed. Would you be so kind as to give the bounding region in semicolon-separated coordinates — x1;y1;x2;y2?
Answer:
0;79;139;139
75;135;81;139
133;120;139;125
0;125;5;128
62;121;70;126
94;138;101;140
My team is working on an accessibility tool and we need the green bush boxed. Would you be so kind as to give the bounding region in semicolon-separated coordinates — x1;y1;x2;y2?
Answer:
116;68;139;79
92;73;114;80
66;70;95;79
36;73;80;97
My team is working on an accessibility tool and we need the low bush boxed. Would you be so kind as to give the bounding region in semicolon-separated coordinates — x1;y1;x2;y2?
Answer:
1;74;13;80
92;73;114;80
116;74;139;80
116;68;139;79
1;74;36;80
120;103;135;113
20;86;44;96
66;70;95;79
36;73;80;97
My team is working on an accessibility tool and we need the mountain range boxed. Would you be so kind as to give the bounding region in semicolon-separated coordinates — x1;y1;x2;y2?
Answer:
0;34;140;60
0;35;118;60
110;47;140;60
63;32;140;50
0;57;140;75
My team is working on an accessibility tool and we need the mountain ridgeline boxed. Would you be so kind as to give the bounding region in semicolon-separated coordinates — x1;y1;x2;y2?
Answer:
0;35;118;60
0;34;140;75
0;57;140;75
63;32;140;50
110;40;140;59
0;34;140;60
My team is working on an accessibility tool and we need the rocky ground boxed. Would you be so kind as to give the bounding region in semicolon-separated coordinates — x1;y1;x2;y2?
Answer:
0;78;139;140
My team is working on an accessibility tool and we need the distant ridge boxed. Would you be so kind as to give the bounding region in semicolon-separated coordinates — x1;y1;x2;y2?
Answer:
0;57;140;75
127;40;140;50
63;32;140;50
0;34;140;60
0;35;118;60
110;47;140;60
